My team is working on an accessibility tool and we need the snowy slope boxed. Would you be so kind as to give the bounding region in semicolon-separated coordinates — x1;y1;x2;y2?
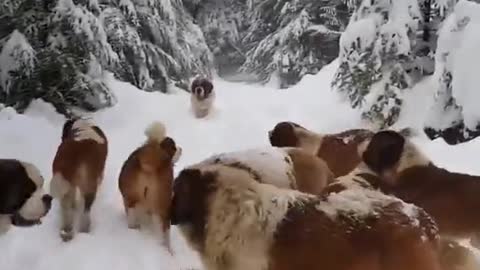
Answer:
0;60;479;269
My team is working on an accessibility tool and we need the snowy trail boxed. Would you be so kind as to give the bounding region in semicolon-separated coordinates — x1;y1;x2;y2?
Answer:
1;61;480;269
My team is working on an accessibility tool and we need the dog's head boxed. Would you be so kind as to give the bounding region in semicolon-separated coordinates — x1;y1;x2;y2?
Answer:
159;137;182;164
268;121;312;148
359;130;431;185
0;160;52;227
191;78;214;100
171;168;216;230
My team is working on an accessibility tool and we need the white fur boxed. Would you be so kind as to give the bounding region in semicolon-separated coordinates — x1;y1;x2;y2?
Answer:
144;121;167;143
18;188;49;220
172;146;182;164
72;120;105;144
191;91;215;118
197;147;296;189
321;171;423;228
49;172;71;199
179;164;309;270
396;140;431;173
293;126;324;155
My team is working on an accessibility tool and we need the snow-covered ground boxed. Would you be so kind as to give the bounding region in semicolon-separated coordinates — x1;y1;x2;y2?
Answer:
1;60;479;269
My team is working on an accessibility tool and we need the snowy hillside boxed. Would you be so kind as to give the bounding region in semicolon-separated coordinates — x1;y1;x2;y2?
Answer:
1;60;480;270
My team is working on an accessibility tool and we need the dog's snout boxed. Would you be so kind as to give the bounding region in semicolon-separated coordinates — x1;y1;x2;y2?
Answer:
42;194;53;207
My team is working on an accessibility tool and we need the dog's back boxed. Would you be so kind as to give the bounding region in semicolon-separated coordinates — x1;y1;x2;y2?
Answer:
53;123;108;195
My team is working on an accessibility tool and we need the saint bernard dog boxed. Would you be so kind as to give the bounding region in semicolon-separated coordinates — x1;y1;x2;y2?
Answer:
171;163;442;270
49;118;108;242
187;146;334;195
190;77;215;118
0;159;52;234
268;121;414;177
118;121;182;251
322;166;480;270
355;129;480;251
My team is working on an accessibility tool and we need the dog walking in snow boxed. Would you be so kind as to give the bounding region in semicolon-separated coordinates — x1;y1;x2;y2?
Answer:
50;118;108;242
190;77;215;118
118;121;182;252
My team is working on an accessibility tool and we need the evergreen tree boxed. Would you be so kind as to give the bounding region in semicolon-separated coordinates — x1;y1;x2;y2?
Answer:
424;0;480;144
192;0;251;78
0;0;213;116
332;0;421;129
240;0;349;88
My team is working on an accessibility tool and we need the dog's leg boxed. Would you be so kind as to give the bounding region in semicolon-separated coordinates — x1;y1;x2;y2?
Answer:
79;192;96;233
152;214;172;254
126;205;143;230
470;233;480;249
60;189;76;242
0;215;11;234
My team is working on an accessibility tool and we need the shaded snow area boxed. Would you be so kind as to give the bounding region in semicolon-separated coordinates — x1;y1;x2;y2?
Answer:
1;60;480;269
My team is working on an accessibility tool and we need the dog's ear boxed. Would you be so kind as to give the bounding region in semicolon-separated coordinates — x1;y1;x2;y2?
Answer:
171;168;208;225
362;130;405;176
160;137;178;162
269;122;299;147
62;119;76;140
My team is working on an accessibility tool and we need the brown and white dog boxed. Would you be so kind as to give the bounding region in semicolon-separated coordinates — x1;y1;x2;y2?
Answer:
268;121;414;177
171;163;442;270
355;129;480;251
190;77;215;118
322;168;480;270
118;121;182;251
0;159;52;234
49;118;108;242
189;146;334;195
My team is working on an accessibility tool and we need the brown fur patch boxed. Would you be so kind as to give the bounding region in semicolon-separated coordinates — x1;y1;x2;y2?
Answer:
285;148;334;195
118;135;180;239
317;129;373;177
270;199;441;270
52;120;108;196
268;121;374;177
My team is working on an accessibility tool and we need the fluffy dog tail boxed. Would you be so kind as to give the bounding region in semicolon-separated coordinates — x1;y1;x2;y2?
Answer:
397;127;417;138
145;121;167;144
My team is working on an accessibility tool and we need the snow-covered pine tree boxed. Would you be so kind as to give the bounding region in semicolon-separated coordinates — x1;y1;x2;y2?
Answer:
424;0;480;144
190;0;251;78
103;0;213;92
332;0;422;129
1;0;213;115
240;0;349;88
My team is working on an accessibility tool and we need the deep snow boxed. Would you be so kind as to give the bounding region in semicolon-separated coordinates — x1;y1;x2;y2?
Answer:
0;60;479;269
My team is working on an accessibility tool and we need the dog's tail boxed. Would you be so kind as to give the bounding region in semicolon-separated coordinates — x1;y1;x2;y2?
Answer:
397;127;417;138
145;121;167;144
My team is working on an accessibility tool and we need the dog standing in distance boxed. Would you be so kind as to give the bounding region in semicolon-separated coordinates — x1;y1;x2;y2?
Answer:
49;118;108;242
119;121;182;251
190;77;215;118
0;159;52;234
